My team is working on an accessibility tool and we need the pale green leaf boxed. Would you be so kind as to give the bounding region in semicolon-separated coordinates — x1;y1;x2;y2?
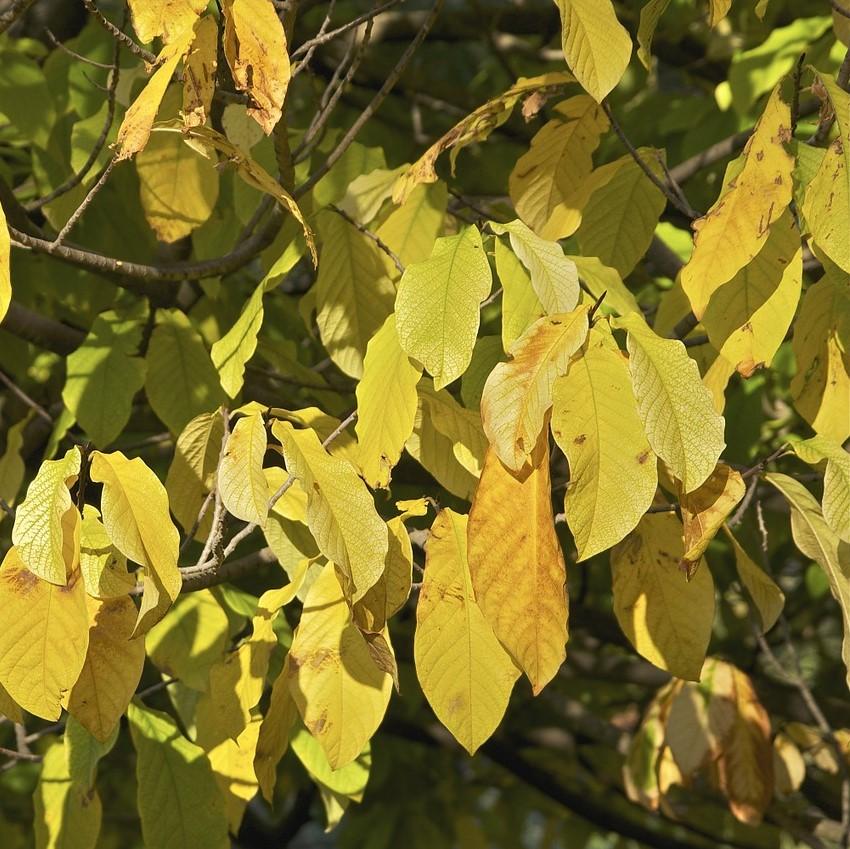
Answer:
495;236;545;350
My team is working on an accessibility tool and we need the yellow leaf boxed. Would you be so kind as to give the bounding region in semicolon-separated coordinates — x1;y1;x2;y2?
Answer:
264;470;319;572
166;409;225;539
222;0;290;134
709;0;732;25
356;315;423;489
393;72;575;203
287;563;393;768
218;411;269;526
146;589;230;691
0;548;89;720
495;237;545;350
637;0;672;68
618;314;726;492
835;0;850;45
78;505;134;598
701;212;802;377
12;446;80;584
722;526;784;633
116;27;196;159
571;255;641;318
468;437;568;694
183;14;218;127
790;264;850;443
89;451;182;636
127;0;206;43
313;210;395;378
396;225;492;390
137;115;219;242
0;198;9;323
339;165;408;226
766;473;850;689
416;509;519;753
65;595;145;742
254;654;298;802
773;733;806;796
375;181;447;267
553;0;632;102
793;435;850;542
552;324;657;560
490;220;579;314
482;307;590;472
272;421;388;601
611;513;715;680
34;742;102;849
508;95;609;240
681;86;794;318
679;462;746;571
127;702;230;849
206;716;261;832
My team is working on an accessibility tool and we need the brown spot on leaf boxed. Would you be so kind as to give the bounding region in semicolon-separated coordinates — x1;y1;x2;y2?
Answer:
637;449;651;465
573;434;587;445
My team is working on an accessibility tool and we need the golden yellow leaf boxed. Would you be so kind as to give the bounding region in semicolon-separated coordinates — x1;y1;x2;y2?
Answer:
127;0;206;43
0;198;9;323
65;595;145;742
356;315;422;489
481;307;590;472
222;0;290;134
509;95;609;240
12;446;80;584
287;563;393;768
553;0;632;102
78;505;135;599
89;451;182;636
618;314;726;492
272;421;388;601
611;513;714;680
218;411;269;526
0;548;89;720
393;72;574;204
701;212;802;377
679;462;745;572
183;15;218;127
206;716;261;832
681;86;794;318
709;0;732;25
116;26;196;159
468;437;568;694
254;654;298;803
552;324;657;560
773;733;806;796
416;509;519;754
722;526;784;633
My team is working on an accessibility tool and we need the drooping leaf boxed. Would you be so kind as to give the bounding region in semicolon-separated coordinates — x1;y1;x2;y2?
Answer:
395;225;492;390
0;547;89;720
127;701;230;849
415;509;519;754
637;0;672;68
145;309;224;434
618;314;726;492
490;219;579;315
287;564;393;769
709;0;732;26
722;526;784;633
78;505;135;599
65;595;146;742
89;451;182;636
553;0;632;102
793;435;850;542
12;446;80;584
468;435;568;694
0;413;28;512
272;420;388;601
0;198;9;323
218;411;269;527
127;0;206;44
681;86;794;318
552;324;657;560
254;654;298;802
183;14;218;127
221;0;290;134
481;307;590;472
508;96;609;240
611;513;715;680
206;716;261;832
356;314;423;489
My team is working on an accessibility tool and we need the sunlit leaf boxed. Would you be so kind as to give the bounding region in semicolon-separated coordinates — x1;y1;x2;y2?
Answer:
218;410;268;526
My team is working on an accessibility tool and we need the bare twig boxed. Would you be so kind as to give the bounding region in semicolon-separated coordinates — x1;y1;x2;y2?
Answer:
45;30;114;68
179;488;215;554
195;408;231;569
82;0;158;65
0;498;14;519
291;0;337;73
0;370;53;424
0;0;37;35
329;203;404;274
51;159;117;248
727;476;759;528
742;444;788;480
0;746;41;763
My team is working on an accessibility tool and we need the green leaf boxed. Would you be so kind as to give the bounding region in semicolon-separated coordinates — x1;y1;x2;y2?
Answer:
375;181;448;267
395;224;492;390
127;701;230;849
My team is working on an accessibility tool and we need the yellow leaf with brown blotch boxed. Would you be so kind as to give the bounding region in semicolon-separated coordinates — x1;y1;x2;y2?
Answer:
287;563;393;769
481;306;590;472
679;462;746;573
64;595;146;742
0;548;89;720
468;436;568;694
415;509;520;754
183;15;218;127
127;0;206;44
611;513;714;680
89;451;182;636
222;0;291;134
116;26;197;159
681;85;794;318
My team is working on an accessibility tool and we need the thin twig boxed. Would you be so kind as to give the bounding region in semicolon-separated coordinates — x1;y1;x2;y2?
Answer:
291;0;337;73
0;370;53;424
831;0;850;19
82;0;158;65
45;30;114;68
0;0;37;35
0;498;14;520
329;203;404;273
179;488;215;554
742;444;788;480
195;408;231;569
51;158;117;248
727;476;759;528
0;746;41;763
136;676;178;700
